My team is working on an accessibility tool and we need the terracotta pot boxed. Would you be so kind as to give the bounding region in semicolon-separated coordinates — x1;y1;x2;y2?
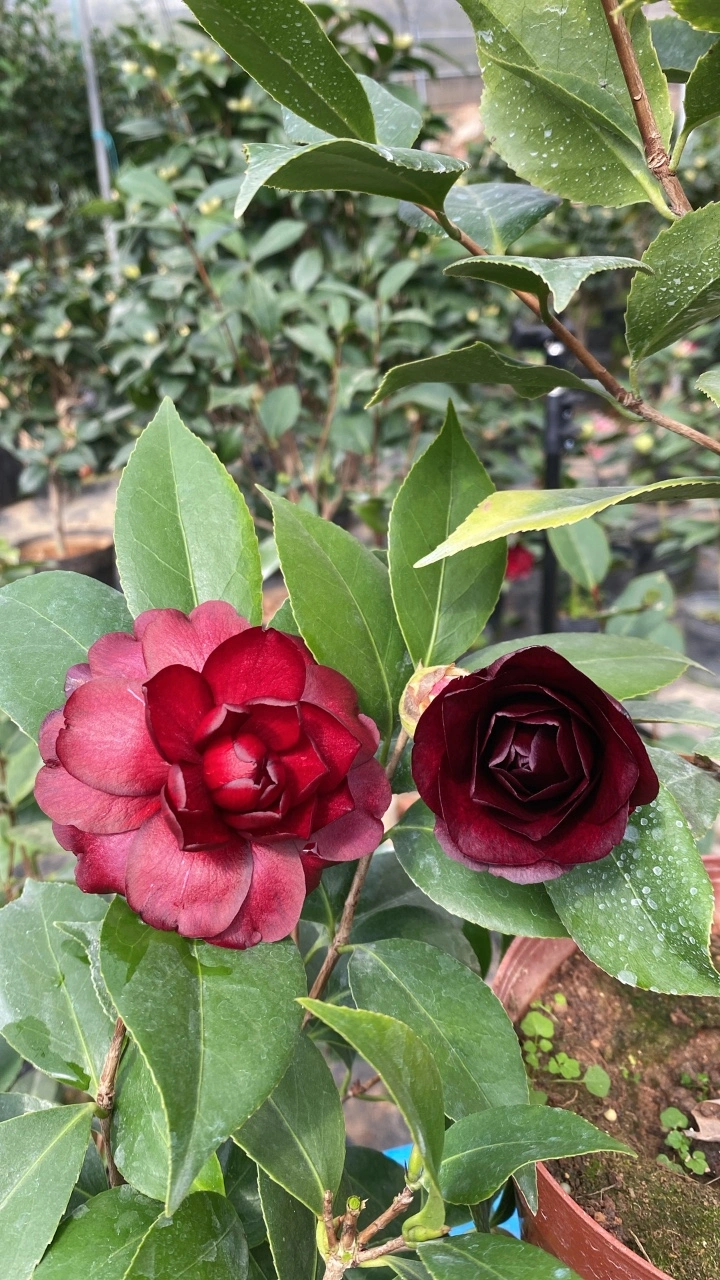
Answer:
19;533;115;586
493;861;720;1280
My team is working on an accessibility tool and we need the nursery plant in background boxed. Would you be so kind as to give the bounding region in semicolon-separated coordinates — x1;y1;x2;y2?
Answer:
2;3;720;1280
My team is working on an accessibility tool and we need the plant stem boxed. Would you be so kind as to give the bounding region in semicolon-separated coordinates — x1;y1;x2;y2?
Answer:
97;1016;126;1188
599;0;692;217
47;472;67;559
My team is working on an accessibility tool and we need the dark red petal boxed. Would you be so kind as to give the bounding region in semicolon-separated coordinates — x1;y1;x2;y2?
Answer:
125;811;253;938
242;704;301;752
308;759;390;862
88;631;148;681
209;842;306;948
312;781;354;829
56;678;168;797
54;824;133;895
578;725;639;825
163;766;233;850
144;665;214;764
228;795;317;840
300;665;379;761
434;820;565;884
298;703;360;791
412;685;455;812
280;735;329;803
203;627;308;706
65;664;91;696
39;709;65;765
138;601;251;676
300;850;329;894
36;763;160;834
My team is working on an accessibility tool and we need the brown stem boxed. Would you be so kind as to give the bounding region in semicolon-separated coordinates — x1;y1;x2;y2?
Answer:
47;472;67;560
416;208;720;459
343;1072;381;1103
357;1237;411;1263
97;1016;126;1188
599;0;692;217
385;729;409;783
357;1186;415;1246
323;1189;339;1251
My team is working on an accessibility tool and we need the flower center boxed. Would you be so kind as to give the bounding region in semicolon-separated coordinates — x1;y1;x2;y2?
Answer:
202;729;285;813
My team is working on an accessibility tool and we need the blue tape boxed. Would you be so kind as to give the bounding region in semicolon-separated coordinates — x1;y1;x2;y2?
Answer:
383;1144;522;1240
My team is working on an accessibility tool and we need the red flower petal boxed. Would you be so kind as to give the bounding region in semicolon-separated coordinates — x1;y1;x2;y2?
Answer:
138;601;251;676
65;664;91;696
39;708;65;765
163;765;234;850
242;703;301;752
54;824;134;895
88;631;148;681
308;760;390;862
298;703;360;791
203;627;308;706
301;665;379;761
144;665;214;764
36;763;160;834
125;811;253;938
56;678;168;797
209;842;306;948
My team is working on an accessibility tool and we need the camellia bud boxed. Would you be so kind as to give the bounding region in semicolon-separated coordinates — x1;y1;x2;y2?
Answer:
399;663;466;739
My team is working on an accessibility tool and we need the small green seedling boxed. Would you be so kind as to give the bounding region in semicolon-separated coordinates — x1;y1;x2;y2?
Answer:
680;1070;711;1102
658;1107;710;1177
520;1004;612;1098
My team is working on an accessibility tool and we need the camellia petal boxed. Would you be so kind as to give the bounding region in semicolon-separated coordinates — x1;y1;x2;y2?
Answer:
144;665;214;764
53;824;135;895
56;678;169;797
209;842;307;948
138;600;251;675
35;763;160;835
88;630;148;681
203;627;308;706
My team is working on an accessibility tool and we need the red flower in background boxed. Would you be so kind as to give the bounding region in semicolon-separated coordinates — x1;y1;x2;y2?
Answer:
412;646;658;884
505;544;534;581
36;602;390;947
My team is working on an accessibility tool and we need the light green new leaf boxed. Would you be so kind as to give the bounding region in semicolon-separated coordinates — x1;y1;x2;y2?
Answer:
419;1230;583;1280
234;1035;345;1214
674;41;720;160
0;572;131;741
182;0;375;141
696;366;720;406
391;801;567;939
548;785;720;996
388;402;506;666
548;518;611;591
258;1171;318;1280
647;746;720;838
35;1186;248;1280
115;398;262;621
626;204;720;362
0;1104;93;1280
368;341;617;409
440;1105;631;1205
0;882;114;1094
465;634;694;700
445;256;648;315
670;0;720;32
398;183;560;254
262;489;411;745
100;897;305;1212
235;141;466;218
415;476;720;565
650;16;716;81
300;1000;445;1194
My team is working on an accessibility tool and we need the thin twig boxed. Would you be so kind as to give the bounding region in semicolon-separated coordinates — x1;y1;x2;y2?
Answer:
343;1072;382;1103
323;1190;339;1251
357;1236;411;1263
599;0;692;217
97;1016;127;1188
357;1186;415;1246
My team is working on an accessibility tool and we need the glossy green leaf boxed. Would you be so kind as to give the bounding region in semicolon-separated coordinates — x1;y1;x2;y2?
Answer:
269;596;301;636
548;785;720;996
115;398;262;621
696;366;720;405
360;77;422;148
191;1152;226;1195
390;1259;434;1280
35;1186;248;1280
626;204;720;362
0;1104;93;1280
100;897;305;1212
398;183;560;254
0;572;131;740
234;1034;344;1214
258;386;301;441
670;0;720;32
415;476;720;565
0;1036;21;1092
391;801;567;939
235;141;466;218
465;634;694;700
456;1;671;209
4;736;42;806
419;1232;582;1280
300;1000;445;1194
182;0;375;141
0;1093;54;1121
367;342;622;410
220;1143;266;1248
388;402;505;666
676;40;720;154
258;1171;317;1280
624;698;720;729
650;16;716;80
440;1105;631;1205
0;882;113;1093
111;1043;169;1202
647;746;720;838
445;256;647;315
548;518;611;591
261;489;411;745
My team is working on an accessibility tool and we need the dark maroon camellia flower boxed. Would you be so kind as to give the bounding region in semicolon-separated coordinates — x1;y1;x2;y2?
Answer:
412;646;658;884
35;602;391;947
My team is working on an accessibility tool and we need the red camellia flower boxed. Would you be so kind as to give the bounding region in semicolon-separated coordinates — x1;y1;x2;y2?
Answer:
412;646;658;884
505;544;534;581
36;602;390;947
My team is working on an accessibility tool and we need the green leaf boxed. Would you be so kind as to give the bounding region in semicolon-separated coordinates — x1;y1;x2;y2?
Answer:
111;1044;169;1202
547;518;611;591
670;0;720;32
344;1147;414;1232
391;800;567;938
623;698;720;729
261;489;411;745
220;1143;266;1248
584;1065;612;1099
0;882;114;1093
367;341;623;410
269;597;300;636
388;402;506;666
548;785;720;996
696;366;720;406
234;1034;345;1214
398;183;560;254
34;1186;248;1280
465;634;694;700
0;1036;21;1092
4;735;42;806
418;1230;583;1279
439;1105;631;1205
445;256;648;315
0;572;132;740
182;0;375;141
0;1093;54;1121
258;1171;318;1280
115;398;262;621
414;476;720;565
116;166;174;207
100;897;305;1212
360;76;422;148
626;204;720;362
235;142;466;218
0;1104;93;1280
258;386;302;441
456;1;671;209
646;746;720;838
299;1001;445;1194
191;1152;226;1195
650;16;716;81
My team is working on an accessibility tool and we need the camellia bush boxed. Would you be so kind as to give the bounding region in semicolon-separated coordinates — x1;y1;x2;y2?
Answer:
2;2;720;1279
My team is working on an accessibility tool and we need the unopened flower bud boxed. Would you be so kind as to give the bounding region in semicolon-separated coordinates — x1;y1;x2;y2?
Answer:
400;663;466;738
